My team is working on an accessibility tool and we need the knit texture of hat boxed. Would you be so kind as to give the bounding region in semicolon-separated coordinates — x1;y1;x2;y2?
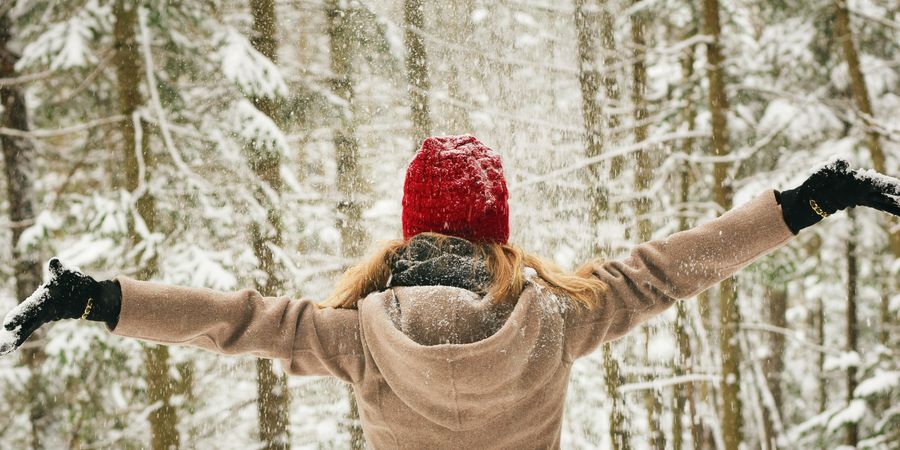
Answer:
402;135;510;244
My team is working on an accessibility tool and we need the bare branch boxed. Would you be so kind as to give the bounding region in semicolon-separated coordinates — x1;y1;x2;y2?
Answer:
0;69;56;86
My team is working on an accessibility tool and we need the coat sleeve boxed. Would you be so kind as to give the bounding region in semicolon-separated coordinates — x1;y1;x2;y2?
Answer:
107;278;366;383
564;189;795;360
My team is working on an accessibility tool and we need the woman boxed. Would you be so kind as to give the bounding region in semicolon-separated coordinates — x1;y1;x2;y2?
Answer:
2;135;899;448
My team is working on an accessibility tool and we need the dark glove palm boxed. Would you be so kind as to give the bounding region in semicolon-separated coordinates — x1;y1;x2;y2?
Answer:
0;259;118;356
777;159;900;233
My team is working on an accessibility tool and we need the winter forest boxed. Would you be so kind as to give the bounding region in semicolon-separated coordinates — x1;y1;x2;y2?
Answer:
0;0;898;448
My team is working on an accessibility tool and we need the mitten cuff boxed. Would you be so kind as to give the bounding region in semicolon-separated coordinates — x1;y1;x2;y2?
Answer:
776;187;824;234
89;280;122;330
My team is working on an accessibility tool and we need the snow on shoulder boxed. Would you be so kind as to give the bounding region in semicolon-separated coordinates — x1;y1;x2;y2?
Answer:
524;266;573;317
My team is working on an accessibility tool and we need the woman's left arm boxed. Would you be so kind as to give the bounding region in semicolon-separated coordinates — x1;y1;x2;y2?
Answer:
111;277;365;383
564;189;795;360
565;159;900;360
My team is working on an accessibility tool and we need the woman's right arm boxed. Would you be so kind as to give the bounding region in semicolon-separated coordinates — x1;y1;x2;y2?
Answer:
111;277;366;382
2;262;366;383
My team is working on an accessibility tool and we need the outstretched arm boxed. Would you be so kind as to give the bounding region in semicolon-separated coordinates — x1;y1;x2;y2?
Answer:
1;261;366;383
564;159;900;360
564;189;794;360
111;277;365;382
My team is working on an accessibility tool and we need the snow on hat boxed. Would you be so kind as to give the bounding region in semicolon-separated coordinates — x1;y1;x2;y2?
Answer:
402;135;510;244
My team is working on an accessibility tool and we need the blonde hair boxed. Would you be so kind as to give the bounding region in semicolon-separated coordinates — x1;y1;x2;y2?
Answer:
319;232;607;310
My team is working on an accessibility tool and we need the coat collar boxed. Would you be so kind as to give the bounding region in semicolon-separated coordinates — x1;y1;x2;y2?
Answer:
387;234;491;295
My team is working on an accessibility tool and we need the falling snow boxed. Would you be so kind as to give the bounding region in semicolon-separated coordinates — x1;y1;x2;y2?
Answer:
0;0;897;448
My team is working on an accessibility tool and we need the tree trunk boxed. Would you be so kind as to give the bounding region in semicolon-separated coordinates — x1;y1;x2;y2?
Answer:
603;347;632;450
444;0;473;133
404;0;432;145
326;2;367;447
574;2;631;447
762;288;787;450
880;292;889;346
674;161;689;450
630;4;664;449
836;13;900;413
700;0;742;448
642;327;665;450
0;12;50;450
247;1;292;448
597;6;624;177
327;0;367;260
347;389;365;449
674;38;701;450
816;296;826;414
696;289;717;450
716;227;742;446
673;301;690;450
574;0;609;220
255;359;290;450
143;345;178;450
803;236;827;417
833;0;900;256
575;0;614;239
113;2;179;449
845;211;859;447
574;0;604;176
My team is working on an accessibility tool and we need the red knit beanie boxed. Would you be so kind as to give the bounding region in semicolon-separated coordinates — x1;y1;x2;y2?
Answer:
402;135;509;244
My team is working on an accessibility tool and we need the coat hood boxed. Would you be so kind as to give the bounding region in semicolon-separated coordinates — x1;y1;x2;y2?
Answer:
358;282;570;431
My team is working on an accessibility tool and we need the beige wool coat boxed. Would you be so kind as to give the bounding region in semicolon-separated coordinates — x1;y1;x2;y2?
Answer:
108;190;795;449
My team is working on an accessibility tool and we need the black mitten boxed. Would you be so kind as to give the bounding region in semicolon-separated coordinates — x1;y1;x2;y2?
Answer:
775;159;900;234
0;258;121;356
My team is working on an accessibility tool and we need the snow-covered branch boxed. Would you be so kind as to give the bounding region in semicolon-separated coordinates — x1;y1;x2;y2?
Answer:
512;130;711;190
138;7;209;192
0;115;127;138
741;323;841;355
618;373;721;394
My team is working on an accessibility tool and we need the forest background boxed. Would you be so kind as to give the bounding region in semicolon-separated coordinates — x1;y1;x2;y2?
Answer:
0;0;898;449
